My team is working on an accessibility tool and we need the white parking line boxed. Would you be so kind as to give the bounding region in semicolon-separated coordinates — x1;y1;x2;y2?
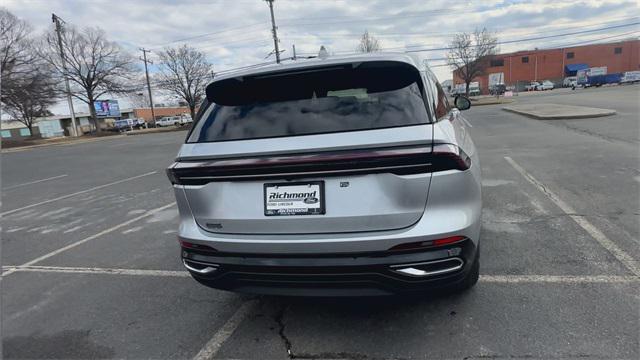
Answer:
481;275;638;283
1;171;157;216
192;300;259;360
1;202;176;277
3;265;638;284
2;174;69;190
505;156;640;277
2;265;189;277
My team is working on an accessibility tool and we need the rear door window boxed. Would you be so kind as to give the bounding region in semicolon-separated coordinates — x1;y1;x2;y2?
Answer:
188;61;431;143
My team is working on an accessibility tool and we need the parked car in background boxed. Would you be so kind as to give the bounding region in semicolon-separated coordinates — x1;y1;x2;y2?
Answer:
525;81;540;91
621;71;640;84
168;53;482;296
179;114;193;125
114;118;145;131
536;80;554;91
156;116;182;127
563;76;577;88
453;82;480;96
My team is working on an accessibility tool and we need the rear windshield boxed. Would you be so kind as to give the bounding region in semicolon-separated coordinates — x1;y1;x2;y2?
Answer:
188;61;430;143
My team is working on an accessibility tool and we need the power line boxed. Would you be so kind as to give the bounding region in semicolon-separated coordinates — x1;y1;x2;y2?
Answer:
148;21;269;49
403;21;640;53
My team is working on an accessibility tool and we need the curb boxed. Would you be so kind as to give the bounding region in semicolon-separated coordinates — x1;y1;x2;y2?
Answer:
472;99;514;106
502;107;616;120
124;128;189;136
1;135;126;153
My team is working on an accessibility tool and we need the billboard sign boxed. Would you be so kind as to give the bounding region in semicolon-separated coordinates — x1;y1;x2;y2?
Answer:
94;100;121;117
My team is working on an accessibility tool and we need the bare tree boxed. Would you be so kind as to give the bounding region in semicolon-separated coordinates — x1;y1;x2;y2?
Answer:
125;90;152;109
0;8;35;83
157;45;212;120
357;30;381;53
447;28;497;96
2;68;59;134
39;26;137;133
1;9;59;134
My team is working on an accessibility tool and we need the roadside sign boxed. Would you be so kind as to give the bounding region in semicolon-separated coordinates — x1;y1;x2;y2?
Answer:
94;100;121;117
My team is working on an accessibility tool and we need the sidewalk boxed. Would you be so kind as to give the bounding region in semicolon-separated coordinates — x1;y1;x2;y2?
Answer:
502;103;616;119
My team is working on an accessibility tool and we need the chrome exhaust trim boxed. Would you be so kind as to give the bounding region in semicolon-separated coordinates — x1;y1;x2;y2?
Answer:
183;259;219;274
390;257;464;277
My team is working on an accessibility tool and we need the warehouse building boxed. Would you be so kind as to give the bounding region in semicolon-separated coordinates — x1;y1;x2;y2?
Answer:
453;39;639;94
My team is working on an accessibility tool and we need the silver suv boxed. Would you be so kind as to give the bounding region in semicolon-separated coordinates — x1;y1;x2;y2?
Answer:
168;53;482;296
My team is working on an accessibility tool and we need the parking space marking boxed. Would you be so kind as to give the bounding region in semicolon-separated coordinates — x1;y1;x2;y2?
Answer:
2;265;189;277
192;300;259;360
2;174;69;190
481;275;638;283
505;156;640;277
3;265;638;284
0;171;157;216
1;202;176;277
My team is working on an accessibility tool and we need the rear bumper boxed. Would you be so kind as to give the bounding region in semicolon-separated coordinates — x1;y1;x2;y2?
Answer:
181;239;477;296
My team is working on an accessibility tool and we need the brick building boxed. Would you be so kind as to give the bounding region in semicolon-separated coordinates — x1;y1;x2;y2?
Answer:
123;106;195;122
453;39;639;94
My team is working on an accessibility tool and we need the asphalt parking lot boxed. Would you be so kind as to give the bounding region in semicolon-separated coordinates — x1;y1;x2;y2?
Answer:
2;84;639;359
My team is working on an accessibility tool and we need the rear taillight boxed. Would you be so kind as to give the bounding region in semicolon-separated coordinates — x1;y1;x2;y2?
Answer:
167;144;470;185
166;166;181;185
430;144;471;172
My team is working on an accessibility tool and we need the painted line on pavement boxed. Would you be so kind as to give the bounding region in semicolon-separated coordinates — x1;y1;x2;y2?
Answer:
1;171;157;216
2;265;189;277
2;265;638;284
480;275;638;283
192;300;259;360
1;202;176;277
2;174;69;190
505;156;640;277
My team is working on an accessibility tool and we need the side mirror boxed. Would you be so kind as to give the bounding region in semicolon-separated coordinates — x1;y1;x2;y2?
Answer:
454;96;471;111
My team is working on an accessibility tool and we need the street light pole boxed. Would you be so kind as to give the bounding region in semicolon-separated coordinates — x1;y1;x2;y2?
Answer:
52;14;78;137
139;48;156;126
265;0;280;64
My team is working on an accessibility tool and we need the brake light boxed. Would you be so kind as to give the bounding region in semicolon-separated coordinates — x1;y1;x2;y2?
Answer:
389;236;466;251
166;166;182;185
167;144;470;185
430;144;471;171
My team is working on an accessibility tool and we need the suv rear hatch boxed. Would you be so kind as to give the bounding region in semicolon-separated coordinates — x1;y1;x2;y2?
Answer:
171;60;437;234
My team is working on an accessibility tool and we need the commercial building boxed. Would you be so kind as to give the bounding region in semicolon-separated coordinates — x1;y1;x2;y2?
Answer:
453;39;639;94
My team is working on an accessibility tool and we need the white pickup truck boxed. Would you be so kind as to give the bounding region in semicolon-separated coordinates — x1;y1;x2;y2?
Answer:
156;114;193;127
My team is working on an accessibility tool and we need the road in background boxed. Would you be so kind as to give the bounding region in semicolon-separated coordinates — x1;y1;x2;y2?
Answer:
2;85;638;359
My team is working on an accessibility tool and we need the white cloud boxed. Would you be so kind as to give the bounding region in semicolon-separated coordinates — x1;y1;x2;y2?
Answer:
3;0;637;114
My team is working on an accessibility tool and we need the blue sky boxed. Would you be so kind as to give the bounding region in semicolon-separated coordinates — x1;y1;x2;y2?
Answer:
4;0;638;114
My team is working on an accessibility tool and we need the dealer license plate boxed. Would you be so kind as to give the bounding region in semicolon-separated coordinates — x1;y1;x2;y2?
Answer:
264;182;325;216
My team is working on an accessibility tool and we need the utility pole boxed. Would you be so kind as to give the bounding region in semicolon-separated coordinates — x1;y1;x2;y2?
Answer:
52;14;78;137
139;48;156;127
292;44;297;60
265;0;280;63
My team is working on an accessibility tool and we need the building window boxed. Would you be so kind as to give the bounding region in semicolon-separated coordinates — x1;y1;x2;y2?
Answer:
566;52;574;59
19;128;31;136
490;58;504;67
614;47;622;54
522;56;529;63
1;130;11;138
